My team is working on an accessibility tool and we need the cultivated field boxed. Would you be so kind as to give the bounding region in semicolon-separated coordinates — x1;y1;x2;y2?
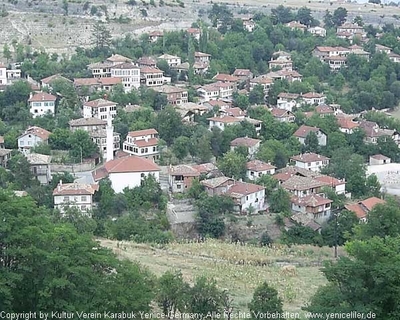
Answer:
99;238;344;316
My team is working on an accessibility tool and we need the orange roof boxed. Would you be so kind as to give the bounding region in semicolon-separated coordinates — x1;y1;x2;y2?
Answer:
99;77;122;85
226;181;265;197
103;156;160;174
337;117;359;129
293;125;321;138
207;115;242;124
53;182;98;196
169;164;200;177
28;92;57;102
270;108;292;118
246;160;276;172
302;92;324;99
291;152;329;163
140;66;163;74
360;197;385;211
127;129;158;137
213;74;239;82
19;126;51;141
133;138;158;147
314;175;344;187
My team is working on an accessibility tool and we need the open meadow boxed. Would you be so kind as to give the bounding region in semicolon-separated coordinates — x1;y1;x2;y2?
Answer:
99;238;345;316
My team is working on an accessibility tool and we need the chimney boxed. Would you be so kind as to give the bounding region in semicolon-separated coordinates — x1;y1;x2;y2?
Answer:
145;136;149;142
58;180;62;192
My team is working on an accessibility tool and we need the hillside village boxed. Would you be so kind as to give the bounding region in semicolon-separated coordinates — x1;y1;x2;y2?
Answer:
4;2;400;318
1;5;400;241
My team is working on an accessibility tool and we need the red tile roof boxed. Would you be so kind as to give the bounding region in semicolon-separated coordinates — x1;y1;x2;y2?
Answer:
293;125;321;138
28;92;57;102
98;156;160;176
345;197;385;219
315;105;334;114
291;152;329;163
99;77;122;85
233;69;252;77
226;181;265;197
41;74;71;84
301;92;324;99
213;74;239;82
337;117;359;130
270;108;292;118
133;138;158;147
53;182;98;196
360;197;385;211
291;194;332;207
370;154;390;161
314;175;345;187
169;164;200;177
207;115;242;124
230;137;261;148
222;107;246;117
246;160;276;172
20;126;51;140
140;66;163;74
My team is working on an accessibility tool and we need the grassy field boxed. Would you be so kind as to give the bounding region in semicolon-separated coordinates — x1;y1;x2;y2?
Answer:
99;238;343;316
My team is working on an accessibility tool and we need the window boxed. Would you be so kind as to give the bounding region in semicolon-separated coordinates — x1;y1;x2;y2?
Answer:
325;203;330;208
141;173;145;178
141;148;144;153
153;146;156;152
307;162;311;166
81;196;87;202
81;205;86;211
63;196;69;202
246;196;248;200
177;185;181;189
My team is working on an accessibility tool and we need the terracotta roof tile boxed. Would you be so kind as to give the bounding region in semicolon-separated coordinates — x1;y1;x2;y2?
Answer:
69;117;107;127
246;160;276;172
53;182;98;196
230;137;261;148
28;92;57;102
291;153;329;163
19;126;51;141
293;125;321;138
127;129;158;137
225;181;265;197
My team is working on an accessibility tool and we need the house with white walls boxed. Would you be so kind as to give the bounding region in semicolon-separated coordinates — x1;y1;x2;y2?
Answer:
246;160;276;181
92;155;160;193
28;92;57;118
53;181;99;215
290;153;330;172
18;126;51;154
293;125;327;146
83;99;117;120
122;129;159;161
230;137;261;158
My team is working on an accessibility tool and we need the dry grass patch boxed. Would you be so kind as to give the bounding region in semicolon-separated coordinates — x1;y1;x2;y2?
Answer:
99;238;339;314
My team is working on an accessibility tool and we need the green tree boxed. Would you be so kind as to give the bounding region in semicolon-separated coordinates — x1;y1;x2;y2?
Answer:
7;153;36;189
322;210;359;247
249;84;265;105
304;131;319;153
217;150;247;180
296;7;315;27
172;136;190;160
67;129;98;161
365;174;381;198
153;106;184;145
248;282;283;317
156;270;190;317
332;7;348;27
3;43;11;62
269;187;291;214
305;236;400;320
49;128;71;150
91;21;112;53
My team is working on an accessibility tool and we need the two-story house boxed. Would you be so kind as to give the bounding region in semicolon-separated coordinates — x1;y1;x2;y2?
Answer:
92;155;160;193
88;54;133;78
28;92;57;118
194;52;211;64
290;153;330;172
148;30;163;42
301;92;326;105
110;62;141;91
153;85;188;105
83;98;117;120
249;75;273;95
270;108;295;122
122;129;159;161
158;54;182;67
137;56;157;68
268;51;293;71
293;125;327;146
286;21;307;32
246;160;276;181
201;177;266;214
18;126;51;154
187;28;201;40
336;115;360;134
168;164;201;193
74;77;122;94
276;93;300;112
307;26;326;37
291;194;332;224
232;69;254;82
230;137;261;158
140;67;170;87
53;181;99;215
26;153;52;185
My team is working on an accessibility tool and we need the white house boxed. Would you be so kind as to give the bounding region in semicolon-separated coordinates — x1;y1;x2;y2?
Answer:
246;160;276;181
92;155;160;193
308;26;326;37
369;154;391;166
140;67;170;87
110;62;141;91
291;194;332;224
83;99;117;120
158;54;182;67
230;137;261;158
293;125;327;146
0;64;7;85
122;128;159;161
194;52;211;64
26;153;52;185
290;153;330;172
28;92;57;118
53;181;99;215
276;93;300;112
18;126;51;154
301;92;326;105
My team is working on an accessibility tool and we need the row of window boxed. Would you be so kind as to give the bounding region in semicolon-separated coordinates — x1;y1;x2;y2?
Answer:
112;70;139;76
32;102;54;107
62;196;88;202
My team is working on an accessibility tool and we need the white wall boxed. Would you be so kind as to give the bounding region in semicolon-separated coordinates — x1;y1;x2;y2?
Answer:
109;171;160;193
18;135;45;151
0;67;7;85
241;189;265;212
30;101;55;118
54;194;93;214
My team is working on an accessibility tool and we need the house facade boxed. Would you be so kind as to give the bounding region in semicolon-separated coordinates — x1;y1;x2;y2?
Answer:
246;160;276;181
28;92;57;118
26;153;52;185
18;126;51;154
290;153;330;172
92;155;160;193
53;181;99;215
140;67;170;87
230;137;261;158
83;99;117;120
168;164;200;193
122;129;159;160
153;85;188;105
293;125;327;146
110;63;141;91
291;194;332;224
270;108;295;122
345;197;385;223
158;54;182;67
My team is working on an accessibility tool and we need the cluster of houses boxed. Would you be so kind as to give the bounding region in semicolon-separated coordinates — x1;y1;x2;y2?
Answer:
0;19;393;229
